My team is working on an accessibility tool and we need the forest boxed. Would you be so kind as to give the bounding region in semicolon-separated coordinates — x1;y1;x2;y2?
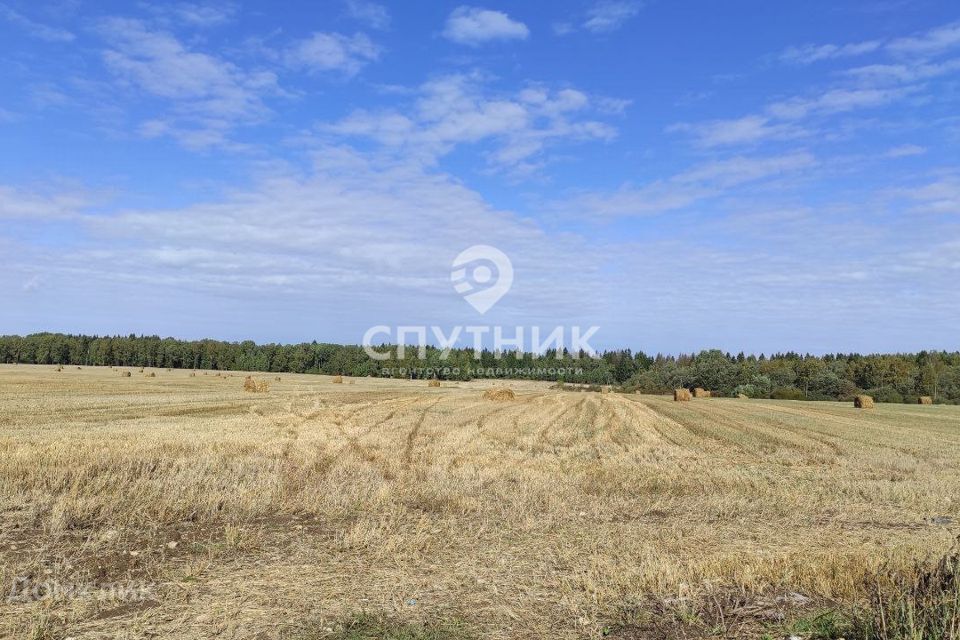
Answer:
2;332;959;403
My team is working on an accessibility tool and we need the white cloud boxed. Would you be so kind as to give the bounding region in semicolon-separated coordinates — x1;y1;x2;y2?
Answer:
0;185;91;220
884;144;926;158
21;274;41;292
896;174;960;214
668;115;804;148
6;160;960;351
673;83;922;148
165;2;238;27
780;40;882;65
678;152;816;186
345;0;390;30
888;20;960;57
96;17;280;147
321;74;616;173
767;86;917;119
442;6;529;46
7;151;608;324
0;4;74;42
843;58;960;85
284;32;380;76
677;22;960;150
551;152;817;218
777;20;960;68
583;1;641;33
29;82;70;108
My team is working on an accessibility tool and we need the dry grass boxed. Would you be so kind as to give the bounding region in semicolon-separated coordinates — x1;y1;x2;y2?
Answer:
2;365;960;639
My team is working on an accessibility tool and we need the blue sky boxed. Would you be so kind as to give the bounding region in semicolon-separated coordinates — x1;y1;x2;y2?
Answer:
1;0;959;354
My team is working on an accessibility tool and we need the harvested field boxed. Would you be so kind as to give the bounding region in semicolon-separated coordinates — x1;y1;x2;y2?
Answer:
2;365;960;639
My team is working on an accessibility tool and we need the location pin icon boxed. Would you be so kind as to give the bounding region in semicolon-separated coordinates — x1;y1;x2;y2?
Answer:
451;245;513;314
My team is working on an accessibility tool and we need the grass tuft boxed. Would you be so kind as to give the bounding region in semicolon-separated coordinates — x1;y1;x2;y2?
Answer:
293;613;474;640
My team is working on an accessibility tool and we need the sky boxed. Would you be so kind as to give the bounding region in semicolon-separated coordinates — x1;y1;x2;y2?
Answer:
1;0;959;355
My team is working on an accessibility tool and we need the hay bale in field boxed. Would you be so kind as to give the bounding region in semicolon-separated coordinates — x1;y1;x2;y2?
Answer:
483;388;516;401
189;372;197;377
601;386;611;394
693;388;711;398
854;395;874;409
919;396;933;405
674;388;692;402
275;376;282;382
332;375;343;384
737;393;749;399
427;379;441;387
122;371;131;377
243;376;270;393
146;372;156;378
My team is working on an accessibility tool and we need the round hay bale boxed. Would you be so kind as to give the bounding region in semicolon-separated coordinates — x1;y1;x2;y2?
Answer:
693;388;711;398
427;379;441;387
674;388;692;402
737;393;749;399
332;375;343;384
854;395;874;409
919;396;933;405
483;388;516;401
243;376;269;393
122;371;131;377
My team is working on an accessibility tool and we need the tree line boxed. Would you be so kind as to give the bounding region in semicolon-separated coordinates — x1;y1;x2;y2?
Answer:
1;333;958;403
